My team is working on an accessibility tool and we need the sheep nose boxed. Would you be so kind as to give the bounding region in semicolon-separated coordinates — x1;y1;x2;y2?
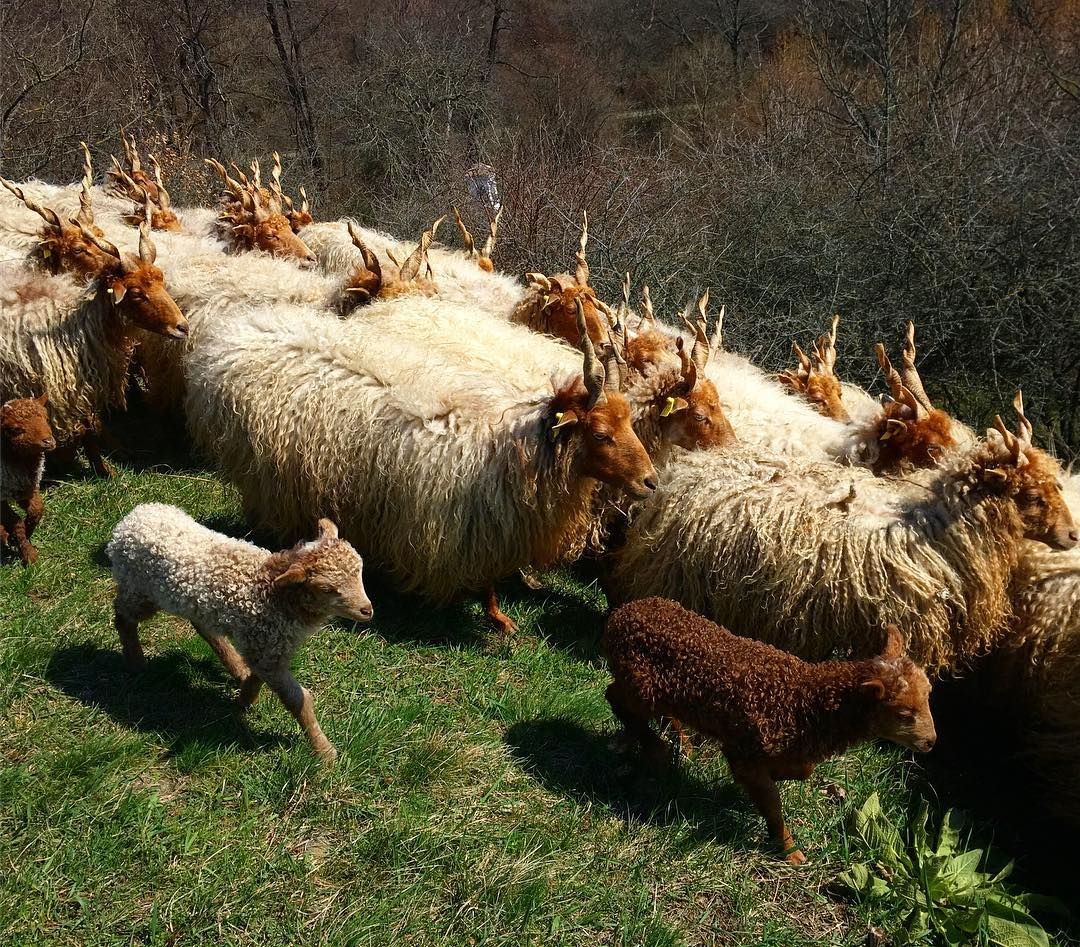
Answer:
1068;528;1080;547
356;602;373;621
643;474;658;492
172;322;189;339
43;437;57;451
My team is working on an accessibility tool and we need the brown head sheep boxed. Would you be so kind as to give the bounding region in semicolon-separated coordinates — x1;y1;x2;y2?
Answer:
1;394;56;565
604;598;935;864
609;393;1077;673
0;226;189;476
778;315;851;423
108;504;372;764
184;297;656;633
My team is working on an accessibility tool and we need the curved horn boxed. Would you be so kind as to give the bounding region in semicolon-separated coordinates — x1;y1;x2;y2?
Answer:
577;297;606;408
268;152;283;215
347;222;383;282
399;214;445;282
451;206;476;257
676;335;697;392
249;158;262;192
875;342;925;419
126;133;142;174
482;205;502;260
602;330;626;393
574;209;589;286
1013;390;1033;449
692;289;711;371
639;285;655;328
813;314;840;375
149;154;171;209
299;185;309;215
711;304;725;354
72;218;122;260
900;321;934;413
138;220;157;265
793;342;813;378
76;143;95;226
1;177;63;229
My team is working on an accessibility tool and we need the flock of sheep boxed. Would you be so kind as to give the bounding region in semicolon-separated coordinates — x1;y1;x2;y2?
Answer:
1;137;1079;861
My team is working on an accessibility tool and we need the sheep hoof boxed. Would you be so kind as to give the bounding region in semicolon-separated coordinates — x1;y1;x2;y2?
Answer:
317;744;338;766
784;848;807;866
19;543;39;566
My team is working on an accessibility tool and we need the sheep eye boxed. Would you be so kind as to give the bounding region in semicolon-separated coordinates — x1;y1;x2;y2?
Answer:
693;413;708;424
592;431;612;443
896;708;915;720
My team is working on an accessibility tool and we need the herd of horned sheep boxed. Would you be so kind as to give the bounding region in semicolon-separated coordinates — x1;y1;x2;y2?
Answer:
1;137;1078;864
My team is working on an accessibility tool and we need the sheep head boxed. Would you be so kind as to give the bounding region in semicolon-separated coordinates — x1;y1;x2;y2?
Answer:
74;219;189;340
861;626;936;754
0;175;113;279
1;394;56;457
872;325;956;473
778;315;849;422
977;391;1078;550
267;518;373;623
550;298;657;500
283;184;314;232
657;292;734;450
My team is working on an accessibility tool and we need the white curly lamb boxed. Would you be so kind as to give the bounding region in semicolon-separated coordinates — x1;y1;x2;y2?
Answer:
107;503;373;763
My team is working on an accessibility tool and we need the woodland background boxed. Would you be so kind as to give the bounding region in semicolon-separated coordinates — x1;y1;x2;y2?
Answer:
3;0;1078;452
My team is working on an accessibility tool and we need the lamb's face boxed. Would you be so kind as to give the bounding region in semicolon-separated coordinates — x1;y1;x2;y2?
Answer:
301;521;373;623
1;395;56;456
873;663;936;753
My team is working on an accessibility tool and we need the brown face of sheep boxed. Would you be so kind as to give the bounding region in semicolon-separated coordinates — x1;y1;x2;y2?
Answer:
873;403;955;473
983;447;1078;551
272;519;374;622
255;214;317;266
555;388;658;500
125;207;182;233
659;378;735;451
862;626;936;753
531;280;607;349
37;225;113;279
1;395;56;457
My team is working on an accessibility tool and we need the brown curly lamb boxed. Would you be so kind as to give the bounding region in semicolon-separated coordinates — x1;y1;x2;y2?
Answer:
603;597;936;864
1;395;56;565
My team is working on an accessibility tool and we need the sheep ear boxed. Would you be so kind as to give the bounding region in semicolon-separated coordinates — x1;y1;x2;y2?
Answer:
983;467;1009;485
882;624;905;659
861;679;886;700
273;563;308;587
36;393;49;406
660;396;689;417
547;276;566;295
108;280;127;304
550;409;579;439
317;518;338;540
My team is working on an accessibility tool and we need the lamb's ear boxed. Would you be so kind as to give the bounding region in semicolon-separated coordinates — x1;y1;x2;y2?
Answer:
882;624;905;659
861;679;886;700
36;393;49;406
317;518;338;541
273;562;308;587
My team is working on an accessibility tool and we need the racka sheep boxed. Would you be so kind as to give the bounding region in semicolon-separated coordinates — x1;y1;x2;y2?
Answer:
1;395;56;565
604;598;935;864
107;504;373;764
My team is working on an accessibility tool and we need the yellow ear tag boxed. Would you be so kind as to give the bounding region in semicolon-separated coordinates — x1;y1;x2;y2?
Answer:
879;428;892;441
660;397;676;418
554;411;564;423
42;248;51;258
106;287;114;294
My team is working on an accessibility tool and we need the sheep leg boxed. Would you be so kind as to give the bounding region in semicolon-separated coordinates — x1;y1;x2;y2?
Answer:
113;595;157;670
731;761;805;866
238;673;263;709
192;625;251;683
665;716;694;758
23;489;44;540
1;500;35;565
263;669;337;765
605;682;671;770
81;432;115;478
484;586;518;635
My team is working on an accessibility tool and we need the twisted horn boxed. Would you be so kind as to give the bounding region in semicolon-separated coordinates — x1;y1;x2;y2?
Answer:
676;335;697;393
126;132;142;174
299;185;309;215
875;342;925;419
900;321;934;413
0;177;63;229
639;285;655;328
577;297;606;408
347;222;383;281
268;152;283;215
451;206;476;257
574;209;589;287
711;304;725;354
138;219;157;265
399;215;445;282
602;329;626;393
813;314;840;375
73;218;122;260
149;154;171;209
1014;390;1033;448
482;205;502;260
77;142;95;226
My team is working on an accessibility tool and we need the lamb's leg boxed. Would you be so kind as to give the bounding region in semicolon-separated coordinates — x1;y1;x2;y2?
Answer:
2;500;35;565
605;681;671;770
665;717;694;758
238;673;263;709
192;624;251;683
262;667;336;765
113;593;157;671
23;488;44;540
81;432;115;478
484;586;518;635
731;761;805;865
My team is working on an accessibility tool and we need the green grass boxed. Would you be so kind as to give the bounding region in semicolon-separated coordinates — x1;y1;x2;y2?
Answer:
0;452;1074;946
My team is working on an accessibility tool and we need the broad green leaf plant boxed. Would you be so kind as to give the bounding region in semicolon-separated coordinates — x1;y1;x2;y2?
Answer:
835;793;1067;947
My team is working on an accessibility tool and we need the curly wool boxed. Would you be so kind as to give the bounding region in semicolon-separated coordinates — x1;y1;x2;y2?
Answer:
107;503;361;668
0;269;136;444
609;442;1031;672
184;303;610;601
604;597;909;761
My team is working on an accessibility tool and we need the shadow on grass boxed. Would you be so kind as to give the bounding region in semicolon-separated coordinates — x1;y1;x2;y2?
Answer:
507;574;607;662
505;718;762;853
45;643;290;757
